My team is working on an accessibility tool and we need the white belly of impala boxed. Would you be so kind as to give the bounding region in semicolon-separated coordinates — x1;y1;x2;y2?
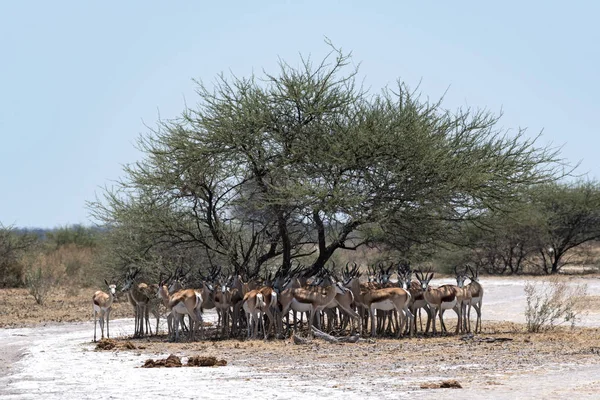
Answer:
372;300;396;311
173;302;189;315
291;299;312;312
413;299;427;310
441;298;457;310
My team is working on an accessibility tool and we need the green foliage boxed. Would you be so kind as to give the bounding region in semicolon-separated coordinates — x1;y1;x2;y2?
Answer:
46;225;97;249
454;180;600;275
532;181;600;273
89;42;564;279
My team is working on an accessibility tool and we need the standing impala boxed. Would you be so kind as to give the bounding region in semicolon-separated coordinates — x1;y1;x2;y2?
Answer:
362;284;413;338
397;263;430;334
92;280;116;342
243;286;278;339
461;265;484;333
279;275;346;338
157;276;205;342
415;270;463;335
121;268;154;337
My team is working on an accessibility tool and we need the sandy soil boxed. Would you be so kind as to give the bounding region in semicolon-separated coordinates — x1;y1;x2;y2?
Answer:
1;276;600;399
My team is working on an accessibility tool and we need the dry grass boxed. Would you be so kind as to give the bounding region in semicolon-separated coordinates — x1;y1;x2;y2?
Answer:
0;287;131;328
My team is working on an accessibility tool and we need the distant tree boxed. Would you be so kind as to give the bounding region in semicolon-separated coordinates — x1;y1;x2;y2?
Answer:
533;181;600;274
46;225;97;249
90;43;564;278
458;204;545;274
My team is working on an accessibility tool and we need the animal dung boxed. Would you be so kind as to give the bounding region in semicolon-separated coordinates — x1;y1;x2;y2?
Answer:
94;339;137;351
95;339;116;350
141;354;227;368
187;356;227;366
142;354;182;368
420;380;462;389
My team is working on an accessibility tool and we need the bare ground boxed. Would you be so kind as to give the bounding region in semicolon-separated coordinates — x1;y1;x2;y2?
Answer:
2;277;600;398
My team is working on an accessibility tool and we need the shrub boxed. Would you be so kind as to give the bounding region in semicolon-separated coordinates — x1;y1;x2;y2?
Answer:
524;278;587;332
22;252;63;305
24;266;57;305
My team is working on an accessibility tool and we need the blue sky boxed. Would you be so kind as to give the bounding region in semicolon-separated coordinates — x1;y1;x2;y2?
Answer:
1;1;598;228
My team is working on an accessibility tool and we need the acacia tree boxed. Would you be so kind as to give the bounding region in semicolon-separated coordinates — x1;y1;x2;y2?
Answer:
533;181;600;274
91;44;563;278
458;205;546;274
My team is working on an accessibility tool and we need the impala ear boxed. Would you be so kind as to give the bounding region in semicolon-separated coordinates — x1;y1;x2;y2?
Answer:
104;279;109;286
428;272;434;281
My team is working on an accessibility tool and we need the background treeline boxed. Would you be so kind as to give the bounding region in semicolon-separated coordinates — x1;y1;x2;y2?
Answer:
0;225;103;290
2;179;600;294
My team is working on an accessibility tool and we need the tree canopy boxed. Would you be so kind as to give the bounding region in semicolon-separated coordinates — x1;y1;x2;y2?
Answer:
90;44;564;278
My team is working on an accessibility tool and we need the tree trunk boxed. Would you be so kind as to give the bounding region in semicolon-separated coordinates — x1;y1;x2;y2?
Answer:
277;209;292;276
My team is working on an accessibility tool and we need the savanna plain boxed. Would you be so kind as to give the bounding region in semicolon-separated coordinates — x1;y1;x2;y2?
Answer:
2;274;600;399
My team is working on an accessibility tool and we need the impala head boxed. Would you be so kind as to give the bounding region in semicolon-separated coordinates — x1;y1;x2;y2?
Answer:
342;262;361;283
104;279;117;296
201;281;215;300
367;265;377;283
328;272;347;294
454;265;468;288
217;277;231;294
396;261;411;290
378;262;394;284
335;281;348;294
415;270;434;291
467;265;480;283
168;280;182;294
156;272;170;295
121;268;140;292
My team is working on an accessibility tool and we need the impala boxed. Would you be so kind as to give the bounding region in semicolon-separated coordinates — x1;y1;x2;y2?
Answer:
243;286;278;339
362;285;413;338
461;265;484;333
157;277;204;342
121;268;153;337
92;280;116;342
397;263;431;334
415;270;463;335
279;276;346;338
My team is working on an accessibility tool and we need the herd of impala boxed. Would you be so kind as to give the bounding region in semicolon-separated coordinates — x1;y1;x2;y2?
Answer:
91;262;484;343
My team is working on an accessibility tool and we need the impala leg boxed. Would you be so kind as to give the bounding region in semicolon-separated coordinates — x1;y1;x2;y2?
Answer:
407;307;415;337
93;310;97;342
174;314;181;342
454;305;461;334
424;305;432;334
106;309;110;339
474;302;482;333
370;307;377;337
99;311;105;339
439;309;447;333
430;307;437;335
265;309;276;339
137;305;142;336
261;311;268;340
247;312;253;338
158;311;161;335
